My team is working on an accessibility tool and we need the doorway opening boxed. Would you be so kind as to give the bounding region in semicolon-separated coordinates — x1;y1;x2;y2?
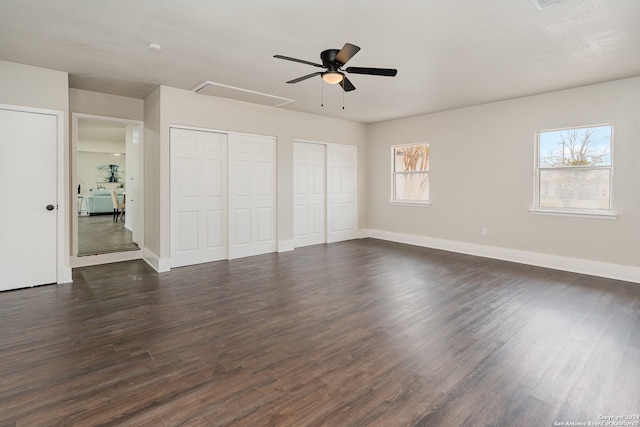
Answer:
72;114;144;262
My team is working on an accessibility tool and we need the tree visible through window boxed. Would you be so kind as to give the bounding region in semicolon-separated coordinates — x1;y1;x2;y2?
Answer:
536;124;613;212
392;143;429;203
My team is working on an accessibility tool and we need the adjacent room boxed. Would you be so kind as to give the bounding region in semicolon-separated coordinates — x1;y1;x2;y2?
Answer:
0;1;639;425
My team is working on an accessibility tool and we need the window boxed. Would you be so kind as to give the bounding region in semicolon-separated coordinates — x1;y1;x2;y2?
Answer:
534;124;615;217
391;143;430;204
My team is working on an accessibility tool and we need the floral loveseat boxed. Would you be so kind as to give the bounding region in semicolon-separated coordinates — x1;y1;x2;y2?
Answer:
85;189;124;215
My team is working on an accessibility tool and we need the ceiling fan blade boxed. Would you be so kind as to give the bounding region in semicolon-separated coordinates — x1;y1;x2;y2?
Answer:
335;43;361;65
339;76;356;92
274;55;324;68
345;67;398;77
286;72;322;84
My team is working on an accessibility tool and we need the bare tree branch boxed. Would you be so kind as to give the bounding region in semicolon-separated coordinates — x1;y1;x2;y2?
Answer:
541;128;610;167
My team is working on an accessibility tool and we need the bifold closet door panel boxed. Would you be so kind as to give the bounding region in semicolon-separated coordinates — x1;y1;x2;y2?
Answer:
228;134;276;260
293;141;326;248
327;143;358;243
170;128;227;268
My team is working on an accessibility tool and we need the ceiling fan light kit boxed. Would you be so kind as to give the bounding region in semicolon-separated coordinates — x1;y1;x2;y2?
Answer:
321;71;344;84
274;42;397;93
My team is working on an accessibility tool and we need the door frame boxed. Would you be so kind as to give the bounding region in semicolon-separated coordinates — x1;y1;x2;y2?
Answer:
70;113;145;267
0;103;70;284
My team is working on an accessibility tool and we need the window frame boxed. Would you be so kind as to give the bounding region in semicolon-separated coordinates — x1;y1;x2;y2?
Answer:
531;123;617;219
390;142;431;206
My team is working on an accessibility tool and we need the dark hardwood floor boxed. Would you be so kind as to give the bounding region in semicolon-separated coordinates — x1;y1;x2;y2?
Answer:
78;214;139;256
1;239;639;426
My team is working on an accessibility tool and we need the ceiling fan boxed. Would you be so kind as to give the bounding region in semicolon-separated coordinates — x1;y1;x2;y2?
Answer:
274;43;397;92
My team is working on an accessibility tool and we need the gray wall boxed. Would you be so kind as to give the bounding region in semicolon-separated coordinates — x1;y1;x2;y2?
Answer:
367;77;640;278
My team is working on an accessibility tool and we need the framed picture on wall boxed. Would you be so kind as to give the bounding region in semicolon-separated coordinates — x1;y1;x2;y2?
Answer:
96;164;125;183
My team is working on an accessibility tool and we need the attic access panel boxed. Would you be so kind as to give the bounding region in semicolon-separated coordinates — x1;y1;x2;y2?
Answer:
530;0;562;10
192;81;294;108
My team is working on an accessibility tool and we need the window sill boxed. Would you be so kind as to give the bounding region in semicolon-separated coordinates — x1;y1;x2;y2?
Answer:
529;208;618;220
389;200;431;207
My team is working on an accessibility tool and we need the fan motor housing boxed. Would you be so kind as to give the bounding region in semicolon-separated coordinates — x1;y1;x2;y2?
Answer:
321;49;342;69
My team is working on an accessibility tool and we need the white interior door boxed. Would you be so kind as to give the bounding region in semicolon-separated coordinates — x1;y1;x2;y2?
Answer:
171;128;227;267
327;143;358;243
294;142;326;248
0;107;58;290
228;133;276;259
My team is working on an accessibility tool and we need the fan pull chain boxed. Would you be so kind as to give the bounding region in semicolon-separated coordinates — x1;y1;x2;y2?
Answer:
321;80;324;107
342;86;345;110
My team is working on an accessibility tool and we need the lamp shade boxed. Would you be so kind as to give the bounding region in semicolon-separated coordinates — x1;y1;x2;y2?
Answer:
322;71;344;84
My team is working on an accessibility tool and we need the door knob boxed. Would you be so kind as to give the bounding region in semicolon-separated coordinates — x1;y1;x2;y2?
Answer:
46;204;55;211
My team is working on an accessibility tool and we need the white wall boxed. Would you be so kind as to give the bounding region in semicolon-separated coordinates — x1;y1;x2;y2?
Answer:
143;86;367;269
0;60;69;112
367;77;640;281
77;152;126;194
69;89;144;121
142;86;163;270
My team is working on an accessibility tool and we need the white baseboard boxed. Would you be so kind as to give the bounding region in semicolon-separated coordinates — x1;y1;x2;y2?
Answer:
368;229;640;284
142;248;171;273
278;240;295;253
59;266;73;284
358;229;371;239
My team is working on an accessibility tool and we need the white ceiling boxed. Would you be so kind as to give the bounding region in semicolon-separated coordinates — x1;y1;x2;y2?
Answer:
1;0;639;124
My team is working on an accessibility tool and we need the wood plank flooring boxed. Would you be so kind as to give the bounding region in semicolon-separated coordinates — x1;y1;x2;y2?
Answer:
1;239;639;426
78;214;139;256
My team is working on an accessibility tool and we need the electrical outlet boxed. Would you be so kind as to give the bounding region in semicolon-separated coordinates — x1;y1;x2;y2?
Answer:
481;228;488;236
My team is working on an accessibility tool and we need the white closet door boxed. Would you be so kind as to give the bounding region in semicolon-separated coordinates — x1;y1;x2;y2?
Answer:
294;142;326;248
1;107;58;290
327;143;358;243
170;128;227;267
228;133;276;259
